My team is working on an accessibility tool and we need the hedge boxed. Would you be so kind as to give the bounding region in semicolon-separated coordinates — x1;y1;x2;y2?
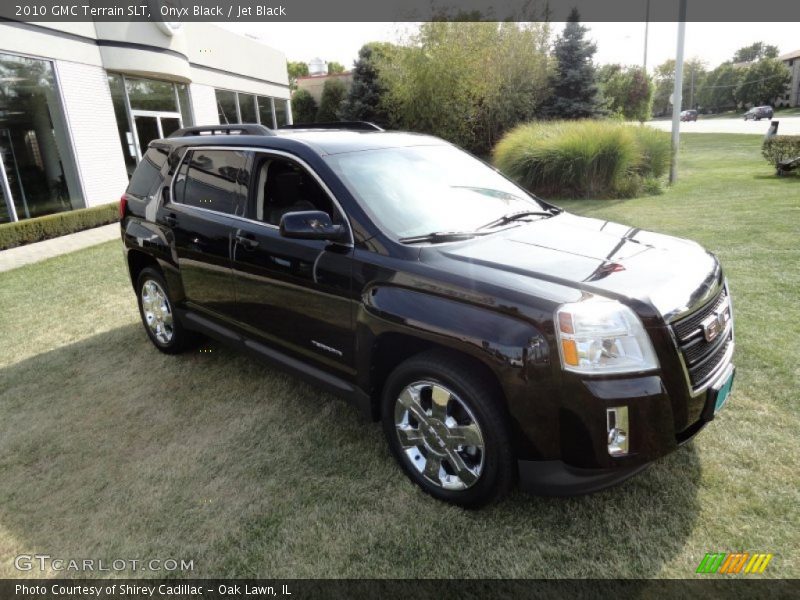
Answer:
762;135;800;172
0;202;119;251
492;120;671;199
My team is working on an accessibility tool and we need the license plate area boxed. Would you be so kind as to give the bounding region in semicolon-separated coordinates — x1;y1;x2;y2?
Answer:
711;369;735;414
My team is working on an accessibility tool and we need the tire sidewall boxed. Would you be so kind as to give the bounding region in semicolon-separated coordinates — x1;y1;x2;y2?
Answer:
136;268;183;352
381;360;510;507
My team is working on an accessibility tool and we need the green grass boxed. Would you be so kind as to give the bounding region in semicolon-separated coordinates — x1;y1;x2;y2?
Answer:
0;134;798;579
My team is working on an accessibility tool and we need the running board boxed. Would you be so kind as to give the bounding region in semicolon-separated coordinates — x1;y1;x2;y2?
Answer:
178;309;373;418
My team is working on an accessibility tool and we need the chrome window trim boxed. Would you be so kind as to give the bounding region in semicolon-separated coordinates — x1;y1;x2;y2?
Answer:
166;145;354;247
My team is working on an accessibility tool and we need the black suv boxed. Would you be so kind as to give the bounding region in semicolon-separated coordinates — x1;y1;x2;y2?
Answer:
121;123;735;507
743;106;774;121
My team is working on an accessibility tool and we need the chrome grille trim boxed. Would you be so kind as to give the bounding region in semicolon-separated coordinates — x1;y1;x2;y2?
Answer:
669;284;734;394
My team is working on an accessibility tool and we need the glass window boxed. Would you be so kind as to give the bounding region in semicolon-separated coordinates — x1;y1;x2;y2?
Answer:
257;96;275;128
177;84;193;126
239;93;257;123
127;148;165;198
125;77;177;112
108;74;137;177
274;98;289;127
215;89;238;124
248;154;334;225
178;149;246;215
0;51;83;221
325;145;544;239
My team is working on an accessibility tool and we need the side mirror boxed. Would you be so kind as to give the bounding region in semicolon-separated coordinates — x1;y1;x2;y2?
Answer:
279;211;347;242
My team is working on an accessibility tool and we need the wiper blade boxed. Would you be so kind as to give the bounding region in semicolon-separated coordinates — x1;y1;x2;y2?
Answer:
399;231;487;244
478;209;557;230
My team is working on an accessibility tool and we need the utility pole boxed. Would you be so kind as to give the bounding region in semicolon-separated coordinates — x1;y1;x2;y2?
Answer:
643;0;650;73
669;0;688;185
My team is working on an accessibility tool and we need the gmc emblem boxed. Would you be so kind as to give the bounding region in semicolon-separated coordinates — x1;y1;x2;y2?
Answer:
701;302;731;343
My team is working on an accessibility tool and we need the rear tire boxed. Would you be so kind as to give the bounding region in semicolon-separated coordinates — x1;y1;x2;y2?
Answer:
136;267;198;354
381;350;515;507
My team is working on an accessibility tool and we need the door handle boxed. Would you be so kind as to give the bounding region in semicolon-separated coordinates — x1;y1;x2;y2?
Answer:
164;213;178;227
234;232;259;250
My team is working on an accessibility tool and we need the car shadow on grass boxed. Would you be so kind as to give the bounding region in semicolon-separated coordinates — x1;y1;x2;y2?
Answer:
0;324;700;578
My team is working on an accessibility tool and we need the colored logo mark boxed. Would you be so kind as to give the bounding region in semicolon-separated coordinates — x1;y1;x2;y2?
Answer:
696;552;773;574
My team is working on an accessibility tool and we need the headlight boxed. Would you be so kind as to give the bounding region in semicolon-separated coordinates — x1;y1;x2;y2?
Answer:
555;299;658;375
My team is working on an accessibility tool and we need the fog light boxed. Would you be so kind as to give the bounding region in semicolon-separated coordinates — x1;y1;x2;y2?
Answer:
606;407;629;456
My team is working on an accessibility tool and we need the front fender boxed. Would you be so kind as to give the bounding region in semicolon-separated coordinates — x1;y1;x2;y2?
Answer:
356;285;552;457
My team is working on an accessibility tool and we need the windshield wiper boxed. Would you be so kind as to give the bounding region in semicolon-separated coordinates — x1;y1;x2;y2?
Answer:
399;231;488;244
478;208;560;230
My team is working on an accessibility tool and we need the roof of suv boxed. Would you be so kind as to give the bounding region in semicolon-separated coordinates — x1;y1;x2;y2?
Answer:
162;127;447;157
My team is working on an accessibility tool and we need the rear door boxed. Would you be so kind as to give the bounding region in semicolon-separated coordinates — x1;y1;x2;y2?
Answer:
230;150;355;372
159;147;248;321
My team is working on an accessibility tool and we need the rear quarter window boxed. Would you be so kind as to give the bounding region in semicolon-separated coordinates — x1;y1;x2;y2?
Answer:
127;148;168;198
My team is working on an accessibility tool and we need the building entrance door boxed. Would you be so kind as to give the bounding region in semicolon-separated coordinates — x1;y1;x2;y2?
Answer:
131;111;182;158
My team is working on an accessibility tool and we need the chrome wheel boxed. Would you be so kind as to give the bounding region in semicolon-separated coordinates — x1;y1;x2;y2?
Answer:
394;381;485;491
141;279;174;345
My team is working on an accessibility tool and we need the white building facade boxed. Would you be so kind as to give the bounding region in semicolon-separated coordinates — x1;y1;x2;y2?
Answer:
0;21;291;223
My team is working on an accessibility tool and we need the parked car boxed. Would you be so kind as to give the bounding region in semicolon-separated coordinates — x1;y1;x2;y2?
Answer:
680;110;698;122
743;106;773;121
120;123;735;507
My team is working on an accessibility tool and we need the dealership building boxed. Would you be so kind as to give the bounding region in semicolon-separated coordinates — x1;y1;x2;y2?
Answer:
0;21;292;223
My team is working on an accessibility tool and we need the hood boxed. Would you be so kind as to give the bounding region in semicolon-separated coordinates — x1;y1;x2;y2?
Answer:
423;212;721;322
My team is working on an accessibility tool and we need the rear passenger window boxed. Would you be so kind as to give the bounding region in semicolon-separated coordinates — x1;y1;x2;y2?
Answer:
177;149;247;215
127;148;166;198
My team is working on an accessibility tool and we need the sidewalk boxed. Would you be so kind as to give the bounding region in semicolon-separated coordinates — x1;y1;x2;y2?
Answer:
0;223;120;273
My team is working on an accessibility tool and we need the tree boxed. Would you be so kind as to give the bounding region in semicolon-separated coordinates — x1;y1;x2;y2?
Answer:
340;42;394;127
327;61;346;75
379;21;550;154
733;42;779;64
291;88;317;123
735;58;791;106
287;61;308;90
316;79;347;122
598;64;654;122
541;9;604;119
696;63;741;112
651;58;706;116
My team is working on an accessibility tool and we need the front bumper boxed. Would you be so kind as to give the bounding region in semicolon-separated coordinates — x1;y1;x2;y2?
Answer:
517;363;735;496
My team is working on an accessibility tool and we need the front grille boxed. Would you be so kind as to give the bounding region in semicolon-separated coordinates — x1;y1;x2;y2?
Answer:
671;288;733;389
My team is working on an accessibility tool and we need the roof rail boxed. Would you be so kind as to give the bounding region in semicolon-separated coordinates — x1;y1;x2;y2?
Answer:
279;121;384;132
169;124;275;138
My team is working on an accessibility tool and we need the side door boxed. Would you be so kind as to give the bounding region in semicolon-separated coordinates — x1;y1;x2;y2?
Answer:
230;150;355;372
159;147;248;321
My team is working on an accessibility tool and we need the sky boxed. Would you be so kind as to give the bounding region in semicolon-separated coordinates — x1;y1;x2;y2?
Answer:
220;21;800;71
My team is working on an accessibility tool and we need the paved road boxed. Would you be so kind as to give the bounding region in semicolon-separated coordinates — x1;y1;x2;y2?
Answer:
648;115;800;135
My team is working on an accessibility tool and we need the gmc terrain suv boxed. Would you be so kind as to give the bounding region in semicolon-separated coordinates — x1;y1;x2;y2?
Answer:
120;122;735;507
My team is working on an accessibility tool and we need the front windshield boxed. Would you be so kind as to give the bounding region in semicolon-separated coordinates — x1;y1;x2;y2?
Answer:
324;144;544;239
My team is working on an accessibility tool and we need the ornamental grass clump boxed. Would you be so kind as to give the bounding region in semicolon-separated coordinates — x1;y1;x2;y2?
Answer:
493;120;670;198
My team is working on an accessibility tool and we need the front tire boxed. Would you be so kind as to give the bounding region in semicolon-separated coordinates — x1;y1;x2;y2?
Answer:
381;350;515;507
136;267;197;354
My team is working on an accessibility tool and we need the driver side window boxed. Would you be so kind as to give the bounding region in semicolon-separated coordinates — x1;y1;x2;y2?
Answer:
247;154;335;226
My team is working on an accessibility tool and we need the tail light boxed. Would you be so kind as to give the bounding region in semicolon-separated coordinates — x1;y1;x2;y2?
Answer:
119;194;128;220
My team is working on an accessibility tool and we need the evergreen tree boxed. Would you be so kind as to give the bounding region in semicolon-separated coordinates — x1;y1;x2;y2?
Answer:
316;79;347;122
291;89;318;123
543;9;603;119
340;43;392;127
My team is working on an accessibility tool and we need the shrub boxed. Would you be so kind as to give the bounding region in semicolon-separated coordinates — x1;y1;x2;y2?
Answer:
0;203;118;250
492;120;670;198
291;89;317;123
316;79;347;122
762;135;800;171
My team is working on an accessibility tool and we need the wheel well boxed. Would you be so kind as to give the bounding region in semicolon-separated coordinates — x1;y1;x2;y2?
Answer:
368;333;505;418
127;250;160;289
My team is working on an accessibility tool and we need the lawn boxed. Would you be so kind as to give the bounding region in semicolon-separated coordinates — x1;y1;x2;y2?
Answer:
0;134;797;579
